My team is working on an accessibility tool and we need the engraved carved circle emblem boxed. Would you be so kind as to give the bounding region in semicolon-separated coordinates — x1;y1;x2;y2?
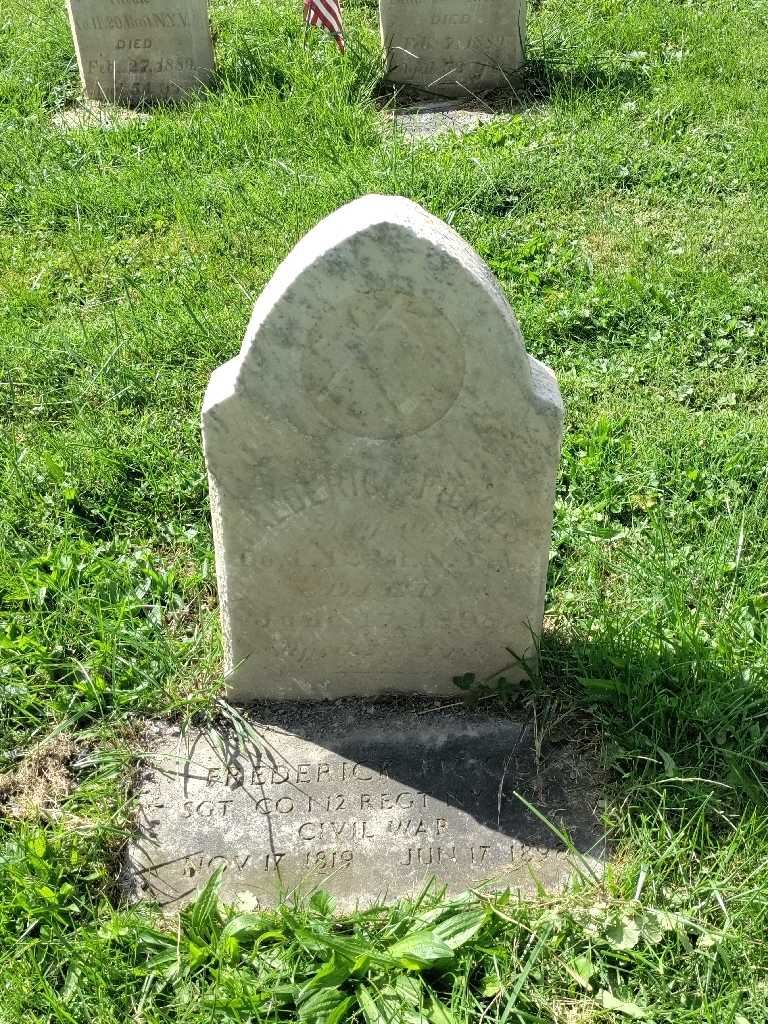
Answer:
302;291;466;439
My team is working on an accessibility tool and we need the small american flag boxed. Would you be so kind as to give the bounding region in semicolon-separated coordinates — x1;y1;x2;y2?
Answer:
304;0;345;52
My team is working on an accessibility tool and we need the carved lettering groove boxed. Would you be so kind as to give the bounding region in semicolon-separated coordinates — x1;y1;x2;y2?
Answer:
163;756;523;876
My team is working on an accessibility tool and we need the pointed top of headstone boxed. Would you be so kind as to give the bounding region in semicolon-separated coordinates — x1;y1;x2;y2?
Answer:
205;195;549;438
203;196;562;701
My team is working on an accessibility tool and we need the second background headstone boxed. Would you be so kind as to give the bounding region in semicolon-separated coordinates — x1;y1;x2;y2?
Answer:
380;0;526;97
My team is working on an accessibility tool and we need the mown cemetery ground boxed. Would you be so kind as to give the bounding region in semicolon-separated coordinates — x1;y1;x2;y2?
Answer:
2;0;768;1020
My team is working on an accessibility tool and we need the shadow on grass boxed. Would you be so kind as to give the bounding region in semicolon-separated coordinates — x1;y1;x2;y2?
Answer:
377;53;653;126
521;57;652;102
535;617;768;821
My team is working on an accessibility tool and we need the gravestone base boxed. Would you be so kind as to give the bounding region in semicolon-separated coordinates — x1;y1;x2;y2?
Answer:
126;699;605;912
52;99;150;133
388;99;500;141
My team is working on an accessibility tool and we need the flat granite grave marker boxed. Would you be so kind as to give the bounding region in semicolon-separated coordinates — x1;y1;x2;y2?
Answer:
128;702;604;911
380;0;526;97
203;195;563;701
66;0;214;105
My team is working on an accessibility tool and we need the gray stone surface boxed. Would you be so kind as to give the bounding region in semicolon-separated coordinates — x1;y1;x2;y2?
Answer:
202;195;563;701
66;0;214;105
127;702;604;911
52;99;150;132
389;100;499;140
380;0;526;98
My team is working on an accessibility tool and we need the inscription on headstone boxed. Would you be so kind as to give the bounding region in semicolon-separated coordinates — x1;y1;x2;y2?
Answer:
127;706;604;910
380;0;526;97
66;0;214;105
203;195;563;701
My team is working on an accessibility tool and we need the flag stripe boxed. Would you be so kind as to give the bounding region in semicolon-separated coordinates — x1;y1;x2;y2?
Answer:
314;0;342;32
307;2;341;35
304;0;345;51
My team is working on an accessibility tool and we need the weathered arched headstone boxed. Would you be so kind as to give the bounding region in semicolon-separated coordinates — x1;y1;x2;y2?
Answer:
203;195;562;701
380;0;526;97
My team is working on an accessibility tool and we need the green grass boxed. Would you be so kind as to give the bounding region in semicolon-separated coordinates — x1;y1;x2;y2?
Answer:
2;0;768;1019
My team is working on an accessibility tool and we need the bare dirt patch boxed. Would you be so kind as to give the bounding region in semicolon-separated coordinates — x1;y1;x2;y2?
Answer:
0;733;78;820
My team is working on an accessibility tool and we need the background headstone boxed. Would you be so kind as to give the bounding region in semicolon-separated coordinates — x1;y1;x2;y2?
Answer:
380;0;526;97
66;0;214;105
203;195;563;701
128;703;604;911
